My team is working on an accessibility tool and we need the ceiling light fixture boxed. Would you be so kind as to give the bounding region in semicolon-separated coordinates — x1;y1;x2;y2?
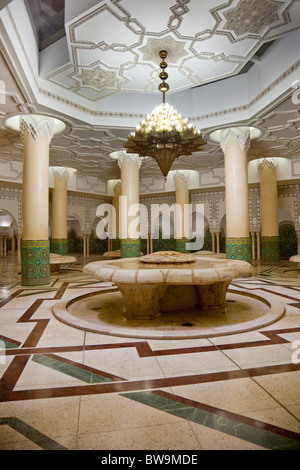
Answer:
124;50;206;180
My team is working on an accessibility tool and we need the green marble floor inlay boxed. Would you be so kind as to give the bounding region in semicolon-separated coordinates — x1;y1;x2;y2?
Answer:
32;354;115;384
0;339;19;350
122;392;300;451
0;417;68;450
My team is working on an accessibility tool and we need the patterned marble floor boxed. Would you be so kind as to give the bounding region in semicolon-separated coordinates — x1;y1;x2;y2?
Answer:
0;253;300;451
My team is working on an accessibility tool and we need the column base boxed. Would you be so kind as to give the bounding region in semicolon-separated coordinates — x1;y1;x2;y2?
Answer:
261;236;280;263
175;239;190;253
112;238;121;251
51;238;68;255
21;240;50;286
226;237;252;262
121;239;141;258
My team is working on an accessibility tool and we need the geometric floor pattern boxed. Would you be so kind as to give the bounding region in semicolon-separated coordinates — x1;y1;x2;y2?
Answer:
0;254;300;450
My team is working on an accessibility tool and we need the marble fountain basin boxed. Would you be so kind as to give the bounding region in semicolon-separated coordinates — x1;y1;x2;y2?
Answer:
83;251;253;320
50;253;77;273
103;249;144;259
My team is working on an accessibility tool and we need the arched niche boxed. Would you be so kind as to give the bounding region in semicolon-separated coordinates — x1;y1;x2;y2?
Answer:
278;208;297;259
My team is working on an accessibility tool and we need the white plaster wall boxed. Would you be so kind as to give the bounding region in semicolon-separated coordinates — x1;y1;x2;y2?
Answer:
248;158;300;185
0;158;23;183
0;198;19;228
291;157;300;178
278;196;295;222
218;200;226;232
67;206;85;231
0;212;13;227
76;174;107;195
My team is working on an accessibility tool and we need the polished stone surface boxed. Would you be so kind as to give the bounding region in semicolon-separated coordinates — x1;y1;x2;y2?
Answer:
53;288;285;339
0;252;299;451
50;253;77;272
84;252;253;319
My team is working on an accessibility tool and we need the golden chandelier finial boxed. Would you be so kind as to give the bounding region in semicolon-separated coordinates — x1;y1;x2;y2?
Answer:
124;50;206;180
158;50;169;103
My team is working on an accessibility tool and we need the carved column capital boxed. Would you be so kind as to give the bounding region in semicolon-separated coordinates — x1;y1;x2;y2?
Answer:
113;180;121;193
20;115;55;144
51;166;72;181
117;151;142;169
257;158;278;174
220;127;250;154
173;170;189;183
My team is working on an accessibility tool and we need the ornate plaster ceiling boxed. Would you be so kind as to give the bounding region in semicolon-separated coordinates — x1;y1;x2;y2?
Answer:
40;0;300;100
25;0;65;51
1;90;300;181
0;0;300;184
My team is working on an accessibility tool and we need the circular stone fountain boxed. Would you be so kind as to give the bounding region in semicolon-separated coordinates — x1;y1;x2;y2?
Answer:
50;253;77;272
83;251;252;320
53;252;285;339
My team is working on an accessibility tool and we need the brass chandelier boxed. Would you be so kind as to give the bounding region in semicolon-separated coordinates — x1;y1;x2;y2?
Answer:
124;50;206;180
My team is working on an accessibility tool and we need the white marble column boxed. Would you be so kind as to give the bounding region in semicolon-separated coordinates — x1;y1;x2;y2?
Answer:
219;127;251;262
215;232;220;254
11;232;16;253
112;180;121;252
256;232;261;261
50;167;71;255
211;232;216;253
82;232;91;259
117;152;142;258
251;231;256;260
20;115;55;286
16;232;22;265
258;158;279;263
174;171;190;253
296;230;300;255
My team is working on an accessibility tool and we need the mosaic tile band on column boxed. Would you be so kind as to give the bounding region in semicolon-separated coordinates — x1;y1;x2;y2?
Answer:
261;236;280;263
176;238;190;253
21;240;50;286
112;238;121;251
226;237;252;262
121;239;141;258
51;238;68;256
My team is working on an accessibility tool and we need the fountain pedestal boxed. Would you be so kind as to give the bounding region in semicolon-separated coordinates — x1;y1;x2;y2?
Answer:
84;251;252;320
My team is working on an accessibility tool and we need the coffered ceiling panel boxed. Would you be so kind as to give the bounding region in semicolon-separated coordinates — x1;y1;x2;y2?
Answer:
1;0;300;185
41;0;300;102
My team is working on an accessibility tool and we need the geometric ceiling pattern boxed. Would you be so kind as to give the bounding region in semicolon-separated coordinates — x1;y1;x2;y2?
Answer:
41;0;300;101
0;0;300;183
1;95;300;181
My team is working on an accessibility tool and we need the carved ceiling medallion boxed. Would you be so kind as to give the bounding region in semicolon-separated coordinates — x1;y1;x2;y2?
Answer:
78;67;120;91
139;35;187;64
223;0;284;37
